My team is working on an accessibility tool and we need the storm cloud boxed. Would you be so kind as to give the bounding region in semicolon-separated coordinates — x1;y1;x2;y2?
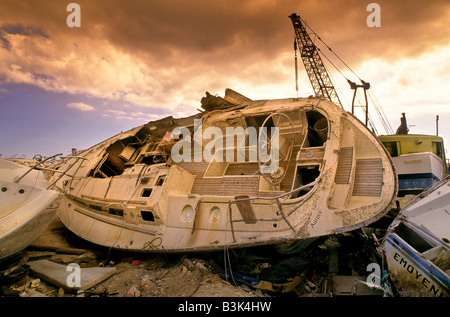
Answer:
0;0;449;114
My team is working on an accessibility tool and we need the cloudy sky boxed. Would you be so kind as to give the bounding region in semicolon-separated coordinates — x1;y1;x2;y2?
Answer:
1;0;450;158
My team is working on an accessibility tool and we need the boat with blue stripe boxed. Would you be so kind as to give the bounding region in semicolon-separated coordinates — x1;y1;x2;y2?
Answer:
382;176;450;297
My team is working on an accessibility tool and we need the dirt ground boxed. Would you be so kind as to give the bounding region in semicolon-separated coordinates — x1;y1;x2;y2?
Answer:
0;215;385;298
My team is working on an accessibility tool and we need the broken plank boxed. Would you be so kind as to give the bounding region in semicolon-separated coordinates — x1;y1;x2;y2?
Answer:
27;244;96;255
28;259;116;291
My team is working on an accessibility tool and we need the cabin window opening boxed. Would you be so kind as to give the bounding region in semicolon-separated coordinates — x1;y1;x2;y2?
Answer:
292;165;321;198
108;208;124;217
141;210;155;222
382;142;398;157
433;142;444;160
306;111;328;147
141;188;153;198
245;115;275;139
140;155;166;165
156;175;165;186
89;204;102;212
394;222;435;253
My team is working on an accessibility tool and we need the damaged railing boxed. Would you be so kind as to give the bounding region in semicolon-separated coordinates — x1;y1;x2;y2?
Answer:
46;155;88;193
227;180;319;242
190;179;319;242
14;153;87;193
13;153;63;185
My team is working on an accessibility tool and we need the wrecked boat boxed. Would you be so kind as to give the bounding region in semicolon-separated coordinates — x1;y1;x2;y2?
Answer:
382;175;450;297
48;89;398;252
0;158;61;261
378;113;448;196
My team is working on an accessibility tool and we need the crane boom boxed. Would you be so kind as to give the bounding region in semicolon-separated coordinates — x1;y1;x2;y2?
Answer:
289;13;342;107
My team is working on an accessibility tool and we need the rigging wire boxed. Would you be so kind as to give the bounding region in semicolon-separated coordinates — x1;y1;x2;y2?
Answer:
368;89;394;134
297;16;394;135
301;18;362;82
355;90;379;135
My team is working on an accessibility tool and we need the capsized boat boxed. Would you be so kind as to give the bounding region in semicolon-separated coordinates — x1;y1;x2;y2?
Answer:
382;176;450;297
48;90;398;253
0;157;61;261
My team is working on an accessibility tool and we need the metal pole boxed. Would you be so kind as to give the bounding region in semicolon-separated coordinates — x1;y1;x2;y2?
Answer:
436;115;439;136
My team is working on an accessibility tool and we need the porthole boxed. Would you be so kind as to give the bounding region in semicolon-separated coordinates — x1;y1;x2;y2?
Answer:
209;207;220;223
182;205;194;222
272;223;278;229
18;188;25;194
1;187;7;192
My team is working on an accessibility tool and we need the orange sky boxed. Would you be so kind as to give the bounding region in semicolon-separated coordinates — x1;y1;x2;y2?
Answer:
1;0;450;157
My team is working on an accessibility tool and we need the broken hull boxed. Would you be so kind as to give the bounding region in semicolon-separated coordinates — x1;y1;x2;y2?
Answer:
51;96;398;252
382;176;450;297
0;159;61;261
384;233;449;297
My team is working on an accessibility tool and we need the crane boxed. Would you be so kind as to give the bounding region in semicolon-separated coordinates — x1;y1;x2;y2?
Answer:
289;13;343;108
288;13;394;134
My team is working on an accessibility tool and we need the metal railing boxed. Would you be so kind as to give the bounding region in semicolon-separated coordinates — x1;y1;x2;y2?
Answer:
14;153;87;193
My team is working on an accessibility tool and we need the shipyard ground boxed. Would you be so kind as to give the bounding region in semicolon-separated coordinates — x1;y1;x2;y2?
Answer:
1;215;390;298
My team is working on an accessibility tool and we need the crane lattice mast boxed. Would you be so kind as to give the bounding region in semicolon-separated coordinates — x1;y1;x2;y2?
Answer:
289;13;342;108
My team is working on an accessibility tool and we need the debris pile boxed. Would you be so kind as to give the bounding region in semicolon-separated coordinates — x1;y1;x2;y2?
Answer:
0;216;388;297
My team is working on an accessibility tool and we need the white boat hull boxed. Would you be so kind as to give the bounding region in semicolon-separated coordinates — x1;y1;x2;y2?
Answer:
51;96;398;252
0;159;60;260
392;152;445;192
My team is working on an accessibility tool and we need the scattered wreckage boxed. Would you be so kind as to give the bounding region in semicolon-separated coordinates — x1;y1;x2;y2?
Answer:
46;89;398;253
382;175;450;297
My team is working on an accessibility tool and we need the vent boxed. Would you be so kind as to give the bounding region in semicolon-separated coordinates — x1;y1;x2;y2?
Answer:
191;176;259;197
352;158;383;197
335;147;353;184
225;162;259;175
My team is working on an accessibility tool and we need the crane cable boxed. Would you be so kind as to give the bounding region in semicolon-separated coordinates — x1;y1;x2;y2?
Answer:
298;17;393;135
302;18;362;82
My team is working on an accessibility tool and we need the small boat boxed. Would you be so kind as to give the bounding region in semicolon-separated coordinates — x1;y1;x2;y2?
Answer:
0;157;61;261
48;90;398;253
382;176;450;297
378;113;448;196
